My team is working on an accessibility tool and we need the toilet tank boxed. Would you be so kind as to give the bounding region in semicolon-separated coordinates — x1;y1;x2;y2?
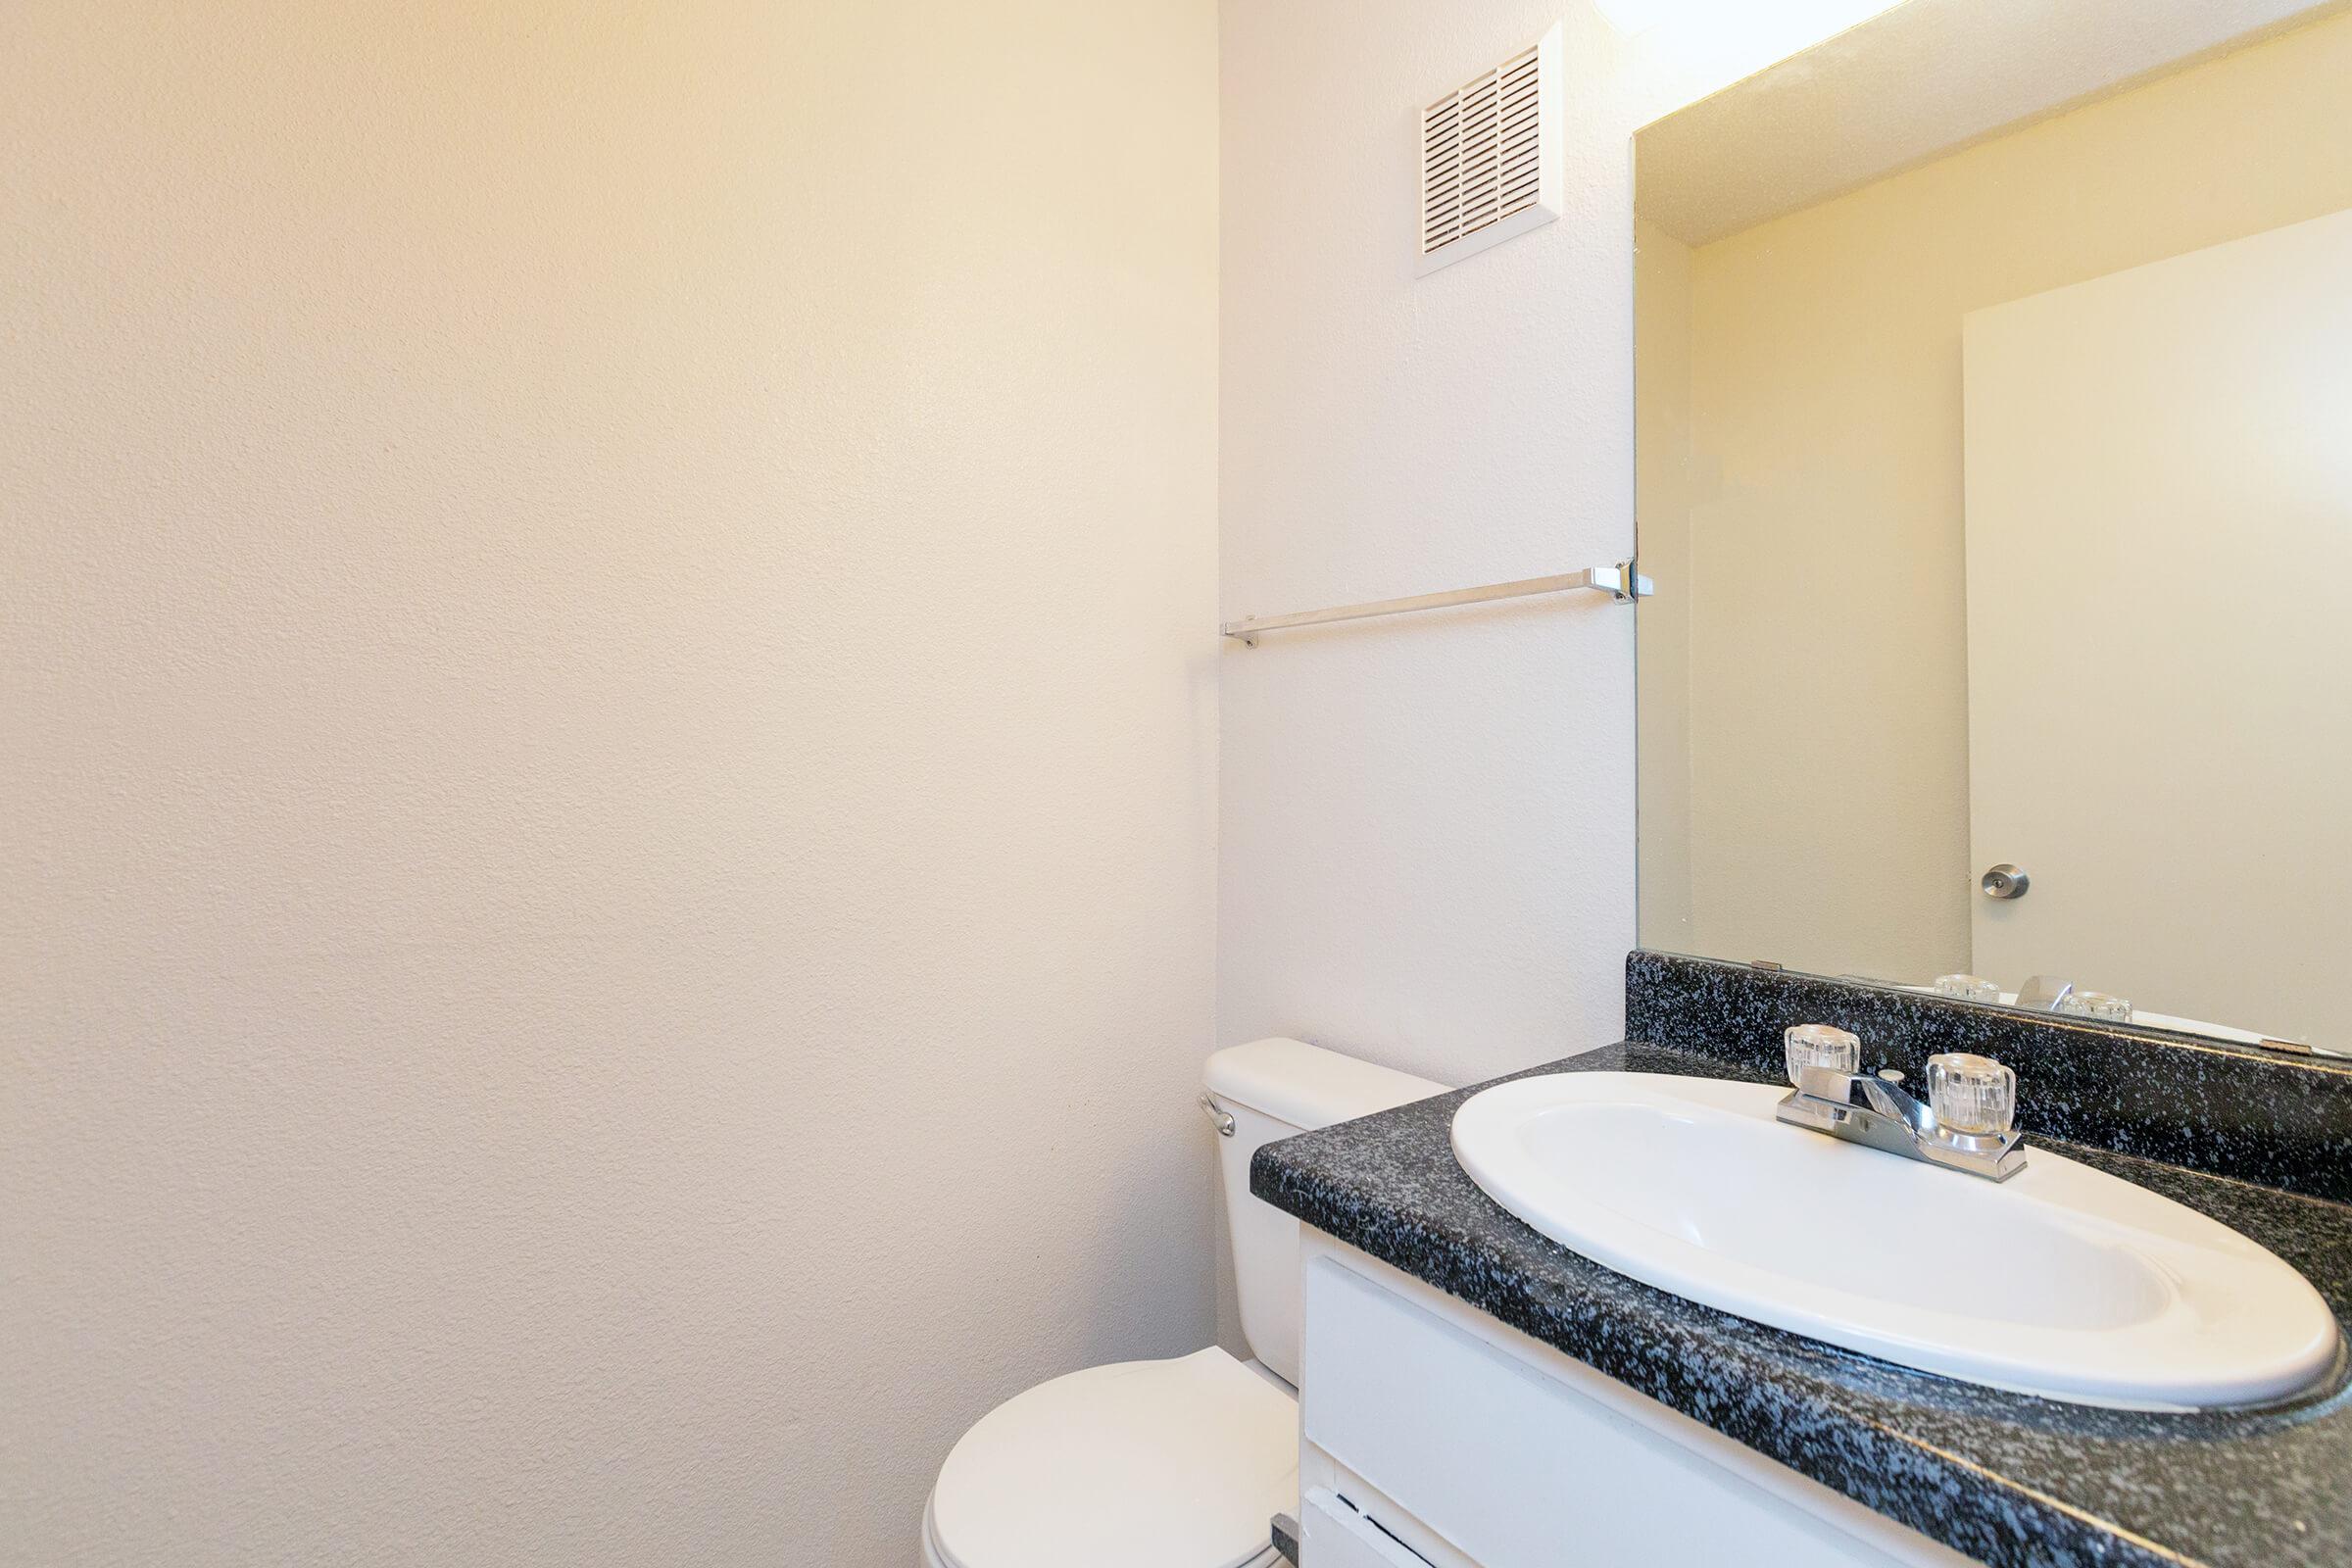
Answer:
1203;1038;1444;1388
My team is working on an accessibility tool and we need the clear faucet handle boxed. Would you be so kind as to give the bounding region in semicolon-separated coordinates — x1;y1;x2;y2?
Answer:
1933;973;2000;1004
2065;991;2133;1022
1927;1053;2016;1137
1784;1023;1860;1087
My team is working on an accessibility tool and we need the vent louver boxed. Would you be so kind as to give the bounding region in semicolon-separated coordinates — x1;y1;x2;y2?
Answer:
1418;24;1563;275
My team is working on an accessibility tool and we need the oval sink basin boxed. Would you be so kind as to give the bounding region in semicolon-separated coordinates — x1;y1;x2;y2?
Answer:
1450;1072;2341;1409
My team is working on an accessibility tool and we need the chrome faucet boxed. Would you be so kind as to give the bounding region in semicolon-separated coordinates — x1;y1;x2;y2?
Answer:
1774;1024;2027;1182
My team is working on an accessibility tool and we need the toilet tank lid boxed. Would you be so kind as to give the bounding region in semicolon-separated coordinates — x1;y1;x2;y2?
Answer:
1203;1038;1445;1132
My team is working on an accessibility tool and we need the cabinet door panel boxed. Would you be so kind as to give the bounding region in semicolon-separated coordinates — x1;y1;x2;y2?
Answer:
1302;1254;1924;1568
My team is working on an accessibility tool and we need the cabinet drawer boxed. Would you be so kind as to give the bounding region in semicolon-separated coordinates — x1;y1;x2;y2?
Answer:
1300;1489;1435;1568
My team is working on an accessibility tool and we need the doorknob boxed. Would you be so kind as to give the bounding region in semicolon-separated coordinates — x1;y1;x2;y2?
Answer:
1981;863;2031;900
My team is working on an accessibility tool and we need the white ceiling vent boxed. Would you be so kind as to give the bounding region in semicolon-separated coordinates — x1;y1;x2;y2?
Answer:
1418;24;1564;275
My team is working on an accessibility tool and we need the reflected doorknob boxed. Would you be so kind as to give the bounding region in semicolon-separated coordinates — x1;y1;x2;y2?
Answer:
1981;863;2031;900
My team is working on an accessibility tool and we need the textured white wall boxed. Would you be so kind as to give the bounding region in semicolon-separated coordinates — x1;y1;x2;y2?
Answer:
1215;2;1813;1089
0;3;1217;1564
1219;2;1635;1088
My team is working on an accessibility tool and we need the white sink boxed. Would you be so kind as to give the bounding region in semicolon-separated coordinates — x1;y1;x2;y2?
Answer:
1450;1071;2341;1410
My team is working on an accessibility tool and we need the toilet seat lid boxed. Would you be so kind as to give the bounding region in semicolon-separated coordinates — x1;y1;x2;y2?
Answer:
929;1346;1297;1568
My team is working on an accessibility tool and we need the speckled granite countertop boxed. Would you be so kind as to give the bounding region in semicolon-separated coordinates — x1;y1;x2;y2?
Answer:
1253;1040;2352;1568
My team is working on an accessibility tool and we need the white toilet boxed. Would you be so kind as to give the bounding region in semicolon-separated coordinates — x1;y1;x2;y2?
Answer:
920;1038;1443;1568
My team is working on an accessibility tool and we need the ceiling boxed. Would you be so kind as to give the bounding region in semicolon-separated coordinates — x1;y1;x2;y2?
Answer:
1635;0;2350;246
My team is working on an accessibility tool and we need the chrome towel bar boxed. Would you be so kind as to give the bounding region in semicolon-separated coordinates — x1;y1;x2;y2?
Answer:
1221;561;1650;646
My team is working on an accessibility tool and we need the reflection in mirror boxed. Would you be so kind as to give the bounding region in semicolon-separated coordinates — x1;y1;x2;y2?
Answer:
1634;0;2352;1055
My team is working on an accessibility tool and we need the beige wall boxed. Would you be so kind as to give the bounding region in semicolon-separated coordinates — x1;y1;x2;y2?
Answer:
1659;10;2352;982
0;3;1217;1564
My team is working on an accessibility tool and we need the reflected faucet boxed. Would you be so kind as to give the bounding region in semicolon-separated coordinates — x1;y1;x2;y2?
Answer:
2016;974;2076;1011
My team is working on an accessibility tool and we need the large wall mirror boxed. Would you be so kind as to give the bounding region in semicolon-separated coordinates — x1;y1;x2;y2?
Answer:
1634;0;2352;1054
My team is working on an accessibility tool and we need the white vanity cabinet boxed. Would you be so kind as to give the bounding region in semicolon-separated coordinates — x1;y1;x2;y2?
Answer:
1295;1235;1976;1568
